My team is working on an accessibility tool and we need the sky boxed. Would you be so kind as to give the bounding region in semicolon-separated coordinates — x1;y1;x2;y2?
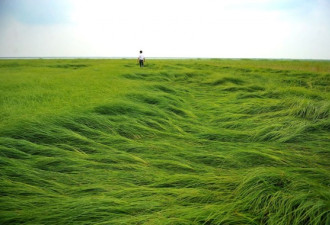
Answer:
0;0;329;59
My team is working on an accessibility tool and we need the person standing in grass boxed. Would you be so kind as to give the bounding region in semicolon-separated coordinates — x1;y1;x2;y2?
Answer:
138;50;145;67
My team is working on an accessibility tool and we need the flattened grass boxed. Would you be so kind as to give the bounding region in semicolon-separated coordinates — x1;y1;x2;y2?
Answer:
0;59;329;224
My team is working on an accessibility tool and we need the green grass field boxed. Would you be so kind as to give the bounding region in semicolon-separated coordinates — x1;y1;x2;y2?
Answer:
0;59;329;224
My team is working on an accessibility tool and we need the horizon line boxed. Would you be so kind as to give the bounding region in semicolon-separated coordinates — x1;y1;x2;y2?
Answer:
0;56;329;61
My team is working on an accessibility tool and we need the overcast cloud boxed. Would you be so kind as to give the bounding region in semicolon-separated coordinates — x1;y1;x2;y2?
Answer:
0;0;329;59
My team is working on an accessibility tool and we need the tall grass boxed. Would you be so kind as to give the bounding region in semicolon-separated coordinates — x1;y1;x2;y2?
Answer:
0;59;329;224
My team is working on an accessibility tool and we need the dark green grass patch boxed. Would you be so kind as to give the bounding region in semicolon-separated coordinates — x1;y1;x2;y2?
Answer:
208;77;245;86
48;64;88;69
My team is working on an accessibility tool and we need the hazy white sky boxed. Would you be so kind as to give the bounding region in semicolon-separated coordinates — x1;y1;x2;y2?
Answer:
0;0;329;59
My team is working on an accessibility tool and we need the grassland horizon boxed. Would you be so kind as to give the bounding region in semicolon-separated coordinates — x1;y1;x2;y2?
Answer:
0;59;329;224
1;57;330;61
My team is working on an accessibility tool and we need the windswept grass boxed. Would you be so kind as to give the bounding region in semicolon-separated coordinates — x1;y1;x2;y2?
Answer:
0;59;329;224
